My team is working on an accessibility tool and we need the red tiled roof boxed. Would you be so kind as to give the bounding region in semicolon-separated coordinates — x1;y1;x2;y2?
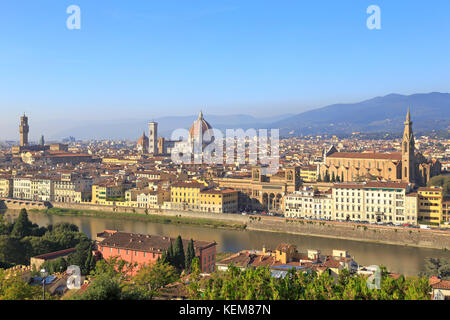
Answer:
431;279;450;290
98;231;215;254
33;248;76;260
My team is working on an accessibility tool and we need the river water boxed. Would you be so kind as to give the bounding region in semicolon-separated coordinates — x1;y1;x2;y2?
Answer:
2;210;450;276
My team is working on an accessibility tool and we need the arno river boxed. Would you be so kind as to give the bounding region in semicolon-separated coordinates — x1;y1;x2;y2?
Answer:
3;210;450;276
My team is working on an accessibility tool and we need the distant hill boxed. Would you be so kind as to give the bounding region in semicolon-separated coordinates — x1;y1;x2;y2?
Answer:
52;92;450;140
52;113;294;140
270;92;450;136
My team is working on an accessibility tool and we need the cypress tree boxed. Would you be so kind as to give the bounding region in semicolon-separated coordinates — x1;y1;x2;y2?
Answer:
341;172;344;183
173;235;185;270
11;209;33;238
167;241;174;266
185;239;195;273
331;172;336;182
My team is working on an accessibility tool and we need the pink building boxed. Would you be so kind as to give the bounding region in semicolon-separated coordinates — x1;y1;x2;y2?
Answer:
95;230;216;275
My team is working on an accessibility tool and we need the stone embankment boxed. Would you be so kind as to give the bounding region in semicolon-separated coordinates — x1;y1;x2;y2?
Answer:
0;198;50;210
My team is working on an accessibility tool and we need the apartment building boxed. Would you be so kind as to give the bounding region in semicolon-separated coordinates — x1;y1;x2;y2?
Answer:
284;187;332;220
300;165;318;183
13;176;33;200
135;189;170;209
54;173;92;203
0;175;13;198
170;181;207;211
284;181;417;225
418;186;443;226
405;193;419;225
199;188;239;213
30;176;54;201
92;182;124;205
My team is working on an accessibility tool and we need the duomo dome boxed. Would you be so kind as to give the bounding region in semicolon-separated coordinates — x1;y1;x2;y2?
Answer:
189;110;214;144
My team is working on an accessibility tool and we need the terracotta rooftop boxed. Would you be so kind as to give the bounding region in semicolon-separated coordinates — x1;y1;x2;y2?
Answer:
97;231;215;254
32;248;76;260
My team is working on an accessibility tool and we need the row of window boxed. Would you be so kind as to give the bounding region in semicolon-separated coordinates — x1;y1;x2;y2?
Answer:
100;246;158;259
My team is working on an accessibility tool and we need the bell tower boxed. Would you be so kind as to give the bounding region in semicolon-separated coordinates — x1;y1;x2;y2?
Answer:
19;114;29;147
148;121;158;154
401;108;415;183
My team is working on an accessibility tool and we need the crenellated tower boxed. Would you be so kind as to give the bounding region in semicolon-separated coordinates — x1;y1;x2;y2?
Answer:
19;114;29;147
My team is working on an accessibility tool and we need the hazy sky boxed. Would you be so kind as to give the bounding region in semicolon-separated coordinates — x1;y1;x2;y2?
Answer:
1;0;450;139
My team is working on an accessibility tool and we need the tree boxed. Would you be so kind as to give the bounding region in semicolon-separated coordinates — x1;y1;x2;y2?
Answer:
0;235;28;266
187;257;202;299
0;216;12;236
75;275;123;300
420;257;450;280
427;175;450;196
173;236;185;270
0;269;42;300
187;264;432;301
131;260;178;299
41;257;68;274
48;222;79;234
317;173;322;182
341;171;344;183
66;257;135;300
10;209;33;238
67;239;95;275
185;239;195;274
165;242;174;266
331;172;336;182
324;171;330;182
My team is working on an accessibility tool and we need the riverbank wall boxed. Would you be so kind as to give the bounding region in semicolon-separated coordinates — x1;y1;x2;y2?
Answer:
18;202;450;250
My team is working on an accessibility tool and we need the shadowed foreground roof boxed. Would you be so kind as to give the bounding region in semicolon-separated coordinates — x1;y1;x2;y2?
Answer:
97;231;216;254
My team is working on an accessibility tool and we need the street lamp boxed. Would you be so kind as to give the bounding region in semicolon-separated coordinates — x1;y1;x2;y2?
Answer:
40;268;48;300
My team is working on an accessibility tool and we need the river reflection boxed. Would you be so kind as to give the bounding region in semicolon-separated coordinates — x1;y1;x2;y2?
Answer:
3;210;450;276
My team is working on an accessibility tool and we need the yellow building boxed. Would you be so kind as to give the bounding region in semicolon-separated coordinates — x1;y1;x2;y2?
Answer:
101;157;139;165
418;186;443;226
199;189;238;213
92;183;124;205
170;181;207;211
441;198;450;225
300;165;318;182
0;176;13;198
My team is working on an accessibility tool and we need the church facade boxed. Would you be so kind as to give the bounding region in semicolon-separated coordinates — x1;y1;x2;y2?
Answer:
319;109;441;186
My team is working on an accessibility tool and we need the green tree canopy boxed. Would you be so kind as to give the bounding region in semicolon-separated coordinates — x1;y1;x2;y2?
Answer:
130;260;178;300
185;239;195;274
0;269;42;300
427;175;450;196
173;235;185;270
10;209;33;238
420;257;450;280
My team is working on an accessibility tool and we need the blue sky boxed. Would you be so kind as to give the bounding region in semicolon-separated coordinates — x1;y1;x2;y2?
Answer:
0;0;450;139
